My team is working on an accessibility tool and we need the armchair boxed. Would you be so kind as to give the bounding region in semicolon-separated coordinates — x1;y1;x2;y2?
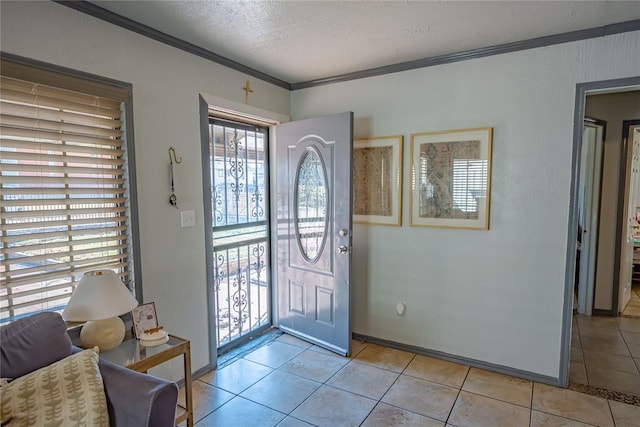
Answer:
0;312;178;427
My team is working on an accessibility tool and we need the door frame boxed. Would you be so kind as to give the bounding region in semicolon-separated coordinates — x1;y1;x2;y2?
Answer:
206;117;273;353
613;119;640;315
198;94;289;370
560;76;640;387
576;117;606;316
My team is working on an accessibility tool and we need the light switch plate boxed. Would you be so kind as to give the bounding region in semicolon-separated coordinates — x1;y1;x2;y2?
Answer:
180;210;195;228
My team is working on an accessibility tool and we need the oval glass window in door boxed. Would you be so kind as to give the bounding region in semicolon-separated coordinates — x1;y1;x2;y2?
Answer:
295;148;328;263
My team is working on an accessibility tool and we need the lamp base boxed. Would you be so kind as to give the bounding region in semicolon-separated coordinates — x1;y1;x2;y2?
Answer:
80;317;125;352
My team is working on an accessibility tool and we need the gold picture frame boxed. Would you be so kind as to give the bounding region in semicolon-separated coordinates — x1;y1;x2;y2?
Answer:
353;135;403;226
409;127;493;230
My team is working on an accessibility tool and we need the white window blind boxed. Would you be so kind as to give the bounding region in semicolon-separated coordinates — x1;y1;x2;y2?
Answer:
1;60;134;324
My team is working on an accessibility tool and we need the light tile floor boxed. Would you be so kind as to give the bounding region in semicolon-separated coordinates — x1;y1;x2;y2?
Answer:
179;332;640;426
570;314;640;396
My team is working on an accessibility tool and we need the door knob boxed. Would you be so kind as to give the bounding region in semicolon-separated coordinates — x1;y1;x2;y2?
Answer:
337;245;348;254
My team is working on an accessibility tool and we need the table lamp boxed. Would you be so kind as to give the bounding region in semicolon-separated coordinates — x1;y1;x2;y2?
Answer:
63;269;138;352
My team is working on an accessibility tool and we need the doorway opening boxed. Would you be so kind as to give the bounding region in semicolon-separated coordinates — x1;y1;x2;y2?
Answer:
208;118;272;353
586;93;640;317
199;97;353;367
562;77;640;390
619;120;640;318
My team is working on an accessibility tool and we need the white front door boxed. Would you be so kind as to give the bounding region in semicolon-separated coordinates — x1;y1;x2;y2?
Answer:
275;112;353;356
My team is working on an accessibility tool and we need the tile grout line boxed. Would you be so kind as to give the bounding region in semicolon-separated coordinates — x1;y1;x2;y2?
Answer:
356;346;417;426
617;319;640;365
533;408;601;427
355;355;412;425
243;338;373;426
243;348;324;423
281;340;373;426
213;362;313;427
355;348;425;425
443;361;471;426
529;379;534;427
607;398;617;427
574;315;590;388
620;324;640;377
618;319;631;356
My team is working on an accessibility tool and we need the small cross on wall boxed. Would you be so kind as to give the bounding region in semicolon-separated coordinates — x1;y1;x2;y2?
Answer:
242;80;253;104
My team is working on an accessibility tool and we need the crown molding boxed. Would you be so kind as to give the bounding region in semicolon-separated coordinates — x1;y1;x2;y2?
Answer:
52;0;291;90
52;1;639;92
291;19;640;90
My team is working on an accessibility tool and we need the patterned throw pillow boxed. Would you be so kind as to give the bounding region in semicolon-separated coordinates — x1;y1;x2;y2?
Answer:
0;348;109;427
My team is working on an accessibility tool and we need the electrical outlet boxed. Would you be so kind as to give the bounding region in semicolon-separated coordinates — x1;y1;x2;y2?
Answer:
180;210;195;228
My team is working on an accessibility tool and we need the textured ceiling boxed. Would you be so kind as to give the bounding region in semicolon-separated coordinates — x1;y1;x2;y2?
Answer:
90;1;640;84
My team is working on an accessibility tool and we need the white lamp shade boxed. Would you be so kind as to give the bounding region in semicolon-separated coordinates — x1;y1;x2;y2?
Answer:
63;270;138;321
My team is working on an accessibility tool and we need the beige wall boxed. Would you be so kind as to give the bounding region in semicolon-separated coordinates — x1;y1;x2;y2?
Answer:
585;91;640;312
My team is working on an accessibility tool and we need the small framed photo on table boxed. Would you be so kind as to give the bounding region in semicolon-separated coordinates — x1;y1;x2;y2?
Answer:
131;302;159;339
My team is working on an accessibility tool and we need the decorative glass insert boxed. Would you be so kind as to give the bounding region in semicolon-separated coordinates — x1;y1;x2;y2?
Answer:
295;148;328;263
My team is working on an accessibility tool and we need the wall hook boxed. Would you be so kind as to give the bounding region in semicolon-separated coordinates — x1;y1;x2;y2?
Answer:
168;147;181;209
168;147;182;165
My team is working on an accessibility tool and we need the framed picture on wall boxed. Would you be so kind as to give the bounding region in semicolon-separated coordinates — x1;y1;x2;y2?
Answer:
353;135;403;226
409;127;493;230
131;302;159;339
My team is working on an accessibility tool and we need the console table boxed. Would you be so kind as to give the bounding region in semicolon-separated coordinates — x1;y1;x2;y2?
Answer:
99;334;193;427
